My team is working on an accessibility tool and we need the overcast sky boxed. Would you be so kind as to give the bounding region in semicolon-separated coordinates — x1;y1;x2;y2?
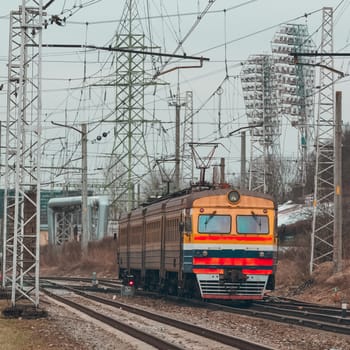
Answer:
0;0;349;188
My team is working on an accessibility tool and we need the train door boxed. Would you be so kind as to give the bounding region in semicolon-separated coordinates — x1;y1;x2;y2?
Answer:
160;203;166;283
141;208;147;286
177;209;184;287
126;213;131;272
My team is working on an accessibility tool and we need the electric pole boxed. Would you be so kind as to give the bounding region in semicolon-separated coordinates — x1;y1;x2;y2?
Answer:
240;131;246;189
81;123;88;249
169;89;186;191
51;121;89;249
182;91;194;186
3;1;43;310
334;91;342;273
107;0;150;213
310;7;335;274
291;12;348;274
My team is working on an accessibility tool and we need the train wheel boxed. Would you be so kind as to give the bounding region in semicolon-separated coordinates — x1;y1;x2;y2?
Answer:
183;274;201;299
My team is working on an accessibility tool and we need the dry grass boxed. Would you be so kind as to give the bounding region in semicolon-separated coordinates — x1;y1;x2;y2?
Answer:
0;316;39;350
40;237;118;278
0;300;86;350
276;234;350;306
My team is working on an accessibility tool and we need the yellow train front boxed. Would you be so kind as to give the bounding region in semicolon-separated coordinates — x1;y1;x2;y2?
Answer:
117;187;277;300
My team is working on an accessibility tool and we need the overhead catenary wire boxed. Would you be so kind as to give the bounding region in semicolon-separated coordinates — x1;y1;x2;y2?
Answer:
60;1;258;26
155;0;217;76
6;1;350;193
193;9;323;56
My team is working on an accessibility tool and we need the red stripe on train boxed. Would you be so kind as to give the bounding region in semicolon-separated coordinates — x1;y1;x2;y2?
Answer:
202;294;263;300
242;269;273;275
194;235;272;241
192;268;224;274
193;257;273;266
192;268;273;275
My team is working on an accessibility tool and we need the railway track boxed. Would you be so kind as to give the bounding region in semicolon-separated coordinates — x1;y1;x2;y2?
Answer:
42;276;350;336
43;287;181;350
41;279;275;350
209;298;350;336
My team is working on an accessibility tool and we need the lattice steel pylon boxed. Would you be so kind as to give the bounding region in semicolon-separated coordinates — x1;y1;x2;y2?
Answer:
53;210;75;245
2;1;43;308
106;0;151;214
310;7;334;274
182;91;194;187
241;54;281;196
271;24;316;190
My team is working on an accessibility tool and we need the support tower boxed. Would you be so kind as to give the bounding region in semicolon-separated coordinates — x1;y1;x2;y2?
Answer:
3;1;43;308
182;91;194;186
107;0;151;214
310;7;335;273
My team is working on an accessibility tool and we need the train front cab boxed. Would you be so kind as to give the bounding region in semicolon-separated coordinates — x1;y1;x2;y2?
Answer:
183;189;277;300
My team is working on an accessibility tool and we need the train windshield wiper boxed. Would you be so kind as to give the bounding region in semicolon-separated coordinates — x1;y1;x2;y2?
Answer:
251;211;262;229
204;211;217;226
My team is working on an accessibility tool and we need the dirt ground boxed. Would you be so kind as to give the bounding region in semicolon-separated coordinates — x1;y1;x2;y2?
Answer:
0;238;120;350
0;299;88;350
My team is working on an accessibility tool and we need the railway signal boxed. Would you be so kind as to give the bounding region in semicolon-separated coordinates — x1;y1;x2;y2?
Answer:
121;274;135;296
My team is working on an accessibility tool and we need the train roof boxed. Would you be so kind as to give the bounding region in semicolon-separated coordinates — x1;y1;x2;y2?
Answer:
119;186;276;220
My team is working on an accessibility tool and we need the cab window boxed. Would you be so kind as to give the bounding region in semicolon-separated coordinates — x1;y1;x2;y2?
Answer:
237;215;269;234
198;214;231;234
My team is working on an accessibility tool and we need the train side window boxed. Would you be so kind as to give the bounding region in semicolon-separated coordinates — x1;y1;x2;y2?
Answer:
236;215;269;234
198;215;231;234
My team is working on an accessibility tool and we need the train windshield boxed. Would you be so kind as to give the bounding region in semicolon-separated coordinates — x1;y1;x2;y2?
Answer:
198;214;231;234
236;214;269;234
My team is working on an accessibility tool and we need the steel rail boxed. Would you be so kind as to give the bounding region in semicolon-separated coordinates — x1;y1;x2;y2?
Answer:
208;301;350;336
43;288;183;350
255;299;347;318
252;303;350;326
42;277;350;335
42;281;275;350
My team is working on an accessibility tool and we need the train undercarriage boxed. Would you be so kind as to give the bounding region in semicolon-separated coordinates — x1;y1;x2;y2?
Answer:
120;267;275;300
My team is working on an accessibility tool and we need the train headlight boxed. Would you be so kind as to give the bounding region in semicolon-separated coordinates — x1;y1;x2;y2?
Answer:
259;251;265;257
228;190;240;203
202;250;208;257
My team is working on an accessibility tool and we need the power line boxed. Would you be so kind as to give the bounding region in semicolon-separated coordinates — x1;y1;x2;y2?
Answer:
62;1;258;26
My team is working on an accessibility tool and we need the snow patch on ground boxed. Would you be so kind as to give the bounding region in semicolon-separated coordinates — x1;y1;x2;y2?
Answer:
278;201;313;226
